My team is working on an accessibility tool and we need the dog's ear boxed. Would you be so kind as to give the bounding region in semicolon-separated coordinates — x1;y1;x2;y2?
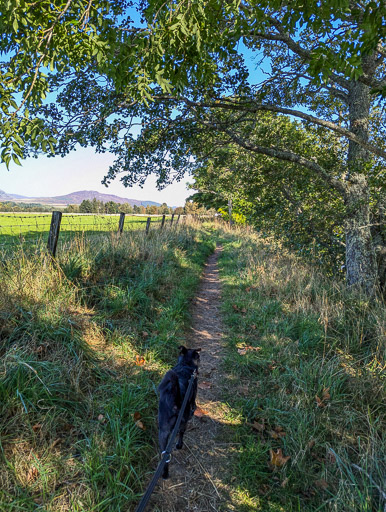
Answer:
178;345;187;354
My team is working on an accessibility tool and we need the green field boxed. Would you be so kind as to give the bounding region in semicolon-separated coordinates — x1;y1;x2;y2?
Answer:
0;213;167;247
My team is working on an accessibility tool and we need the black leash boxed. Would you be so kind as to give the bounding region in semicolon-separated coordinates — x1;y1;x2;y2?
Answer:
134;370;197;512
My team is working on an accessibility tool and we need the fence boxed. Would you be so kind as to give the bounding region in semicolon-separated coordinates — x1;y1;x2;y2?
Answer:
0;212;188;258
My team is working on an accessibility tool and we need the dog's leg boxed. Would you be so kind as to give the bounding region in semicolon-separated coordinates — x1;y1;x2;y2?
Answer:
159;430;170;479
176;419;187;450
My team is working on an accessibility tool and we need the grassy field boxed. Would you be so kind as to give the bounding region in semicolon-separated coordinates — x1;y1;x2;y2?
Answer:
0;223;215;511
216;226;385;511
0;213;167;248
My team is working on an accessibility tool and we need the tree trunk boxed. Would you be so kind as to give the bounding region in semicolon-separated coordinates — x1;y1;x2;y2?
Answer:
345;78;377;294
344;174;377;293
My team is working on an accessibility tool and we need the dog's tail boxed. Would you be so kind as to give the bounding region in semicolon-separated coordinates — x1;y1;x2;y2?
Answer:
158;370;181;407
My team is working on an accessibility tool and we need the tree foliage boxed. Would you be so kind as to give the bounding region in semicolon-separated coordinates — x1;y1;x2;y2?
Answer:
0;0;121;168
2;0;385;292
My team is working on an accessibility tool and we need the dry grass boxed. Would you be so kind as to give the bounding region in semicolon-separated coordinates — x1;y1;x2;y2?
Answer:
216;224;385;511
0;223;215;511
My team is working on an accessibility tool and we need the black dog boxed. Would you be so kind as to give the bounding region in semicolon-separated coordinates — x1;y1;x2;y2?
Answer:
158;345;201;479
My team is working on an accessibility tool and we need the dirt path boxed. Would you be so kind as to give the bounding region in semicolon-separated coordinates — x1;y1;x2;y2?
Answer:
148;245;232;512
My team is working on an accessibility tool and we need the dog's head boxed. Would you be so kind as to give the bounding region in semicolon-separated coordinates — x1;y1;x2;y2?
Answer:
178;345;201;367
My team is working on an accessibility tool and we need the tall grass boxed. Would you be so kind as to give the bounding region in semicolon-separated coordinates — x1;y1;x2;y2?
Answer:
216;225;385;512
0;224;215;511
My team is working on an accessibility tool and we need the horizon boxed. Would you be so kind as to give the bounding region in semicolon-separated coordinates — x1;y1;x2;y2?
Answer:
1;147;194;207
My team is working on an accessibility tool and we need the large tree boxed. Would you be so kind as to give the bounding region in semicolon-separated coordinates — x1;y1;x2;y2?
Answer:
5;0;386;293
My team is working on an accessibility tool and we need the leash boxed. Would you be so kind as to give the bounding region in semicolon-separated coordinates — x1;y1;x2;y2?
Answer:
134;370;198;512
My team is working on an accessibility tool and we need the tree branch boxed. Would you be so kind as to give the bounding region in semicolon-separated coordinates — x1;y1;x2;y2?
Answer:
155;95;386;161
202;120;347;195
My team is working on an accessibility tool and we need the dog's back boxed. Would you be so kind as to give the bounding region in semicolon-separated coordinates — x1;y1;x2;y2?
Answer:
158;346;201;478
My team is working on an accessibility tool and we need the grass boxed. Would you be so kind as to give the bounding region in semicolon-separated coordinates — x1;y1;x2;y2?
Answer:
216;225;385;512
0;213;167;248
1;219;384;511
0;222;215;511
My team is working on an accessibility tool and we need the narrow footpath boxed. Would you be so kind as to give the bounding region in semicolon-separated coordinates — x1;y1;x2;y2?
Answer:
148;245;233;512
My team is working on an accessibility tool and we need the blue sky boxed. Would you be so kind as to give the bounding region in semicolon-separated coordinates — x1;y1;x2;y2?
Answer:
1;148;193;205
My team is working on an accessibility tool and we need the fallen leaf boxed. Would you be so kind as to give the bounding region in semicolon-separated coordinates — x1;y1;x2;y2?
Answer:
133;412;141;421
315;396;325;408
232;304;239;311
315;479;328;490
97;414;105;422
251;419;265;432
198;381;212;390
250;324;257;330
241;308;247;314
281;477;289;488
32;423;42;432
269;448;290;467
135;420;146;430
141;331;149;338
135;355;145;366
245;287;251;292
238;345;262;355
27;466;39;483
194;407;209;418
307;439;316;450
50;438;62;449
316;387;330;407
268;429;286;439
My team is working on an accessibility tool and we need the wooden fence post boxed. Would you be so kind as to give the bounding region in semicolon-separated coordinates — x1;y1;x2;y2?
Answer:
47;211;62;258
161;214;166;230
146;216;151;235
118;212;125;234
170;213;175;227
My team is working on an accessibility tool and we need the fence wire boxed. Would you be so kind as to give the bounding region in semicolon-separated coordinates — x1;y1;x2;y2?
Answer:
0;213;176;253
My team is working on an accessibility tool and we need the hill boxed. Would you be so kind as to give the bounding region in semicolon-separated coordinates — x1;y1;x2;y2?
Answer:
0;189;161;207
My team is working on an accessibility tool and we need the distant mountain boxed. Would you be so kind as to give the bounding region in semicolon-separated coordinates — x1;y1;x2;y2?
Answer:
0;189;28;200
0;189;162;207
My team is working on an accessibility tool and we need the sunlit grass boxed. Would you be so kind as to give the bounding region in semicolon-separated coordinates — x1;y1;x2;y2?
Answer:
0;223;215;511
217;224;385;512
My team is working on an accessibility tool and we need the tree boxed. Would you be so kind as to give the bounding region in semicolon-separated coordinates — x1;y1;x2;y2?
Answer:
17;1;386;293
91;198;104;213
190;113;348;271
79;199;92;213
105;200;118;213
120;202;133;214
64;204;80;213
160;202;170;214
0;0;118;168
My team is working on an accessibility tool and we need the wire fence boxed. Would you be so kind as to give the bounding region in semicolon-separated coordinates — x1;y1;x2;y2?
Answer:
0;212;188;258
